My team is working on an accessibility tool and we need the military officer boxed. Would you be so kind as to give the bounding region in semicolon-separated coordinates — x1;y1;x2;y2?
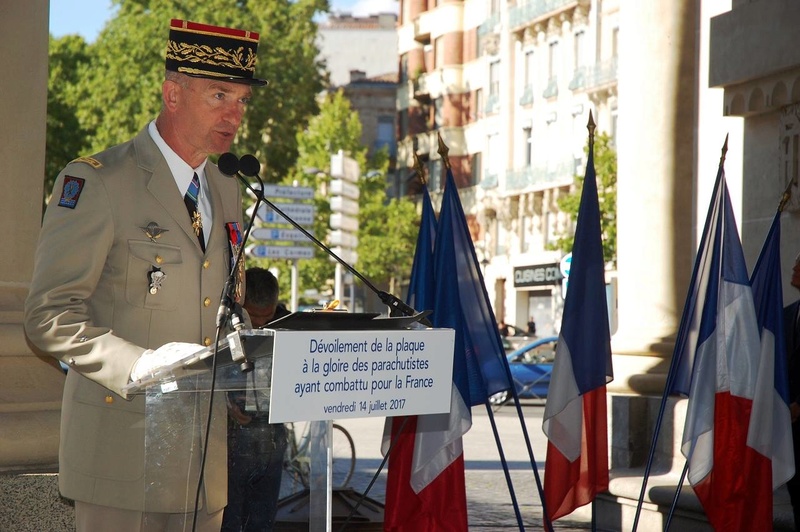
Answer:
24;19;267;532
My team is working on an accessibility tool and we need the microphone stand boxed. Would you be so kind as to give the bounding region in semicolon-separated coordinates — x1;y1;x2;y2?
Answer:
237;154;429;324
215;153;268;373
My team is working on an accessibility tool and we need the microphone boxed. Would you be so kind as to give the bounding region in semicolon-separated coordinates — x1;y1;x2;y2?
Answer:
218;152;240;178
232;154;427;322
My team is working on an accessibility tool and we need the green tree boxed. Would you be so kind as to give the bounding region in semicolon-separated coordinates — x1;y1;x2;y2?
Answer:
551;132;617;267
62;0;327;191
261;90;418;308
286;89;368;297
358;173;419;295
45;34;94;200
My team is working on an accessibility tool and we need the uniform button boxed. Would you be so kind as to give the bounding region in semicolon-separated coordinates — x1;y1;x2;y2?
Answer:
203;260;210;269
105;395;114;404
155;255;163;264
203;337;212;346
204;297;211;307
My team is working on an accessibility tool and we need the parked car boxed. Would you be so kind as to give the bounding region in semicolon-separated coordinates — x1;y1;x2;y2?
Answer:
503;323;538;351
489;336;558;407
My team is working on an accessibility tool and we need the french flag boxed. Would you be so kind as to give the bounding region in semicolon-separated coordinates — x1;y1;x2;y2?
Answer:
542;137;613;521
669;162;786;530
384;166;510;530
745;210;794;527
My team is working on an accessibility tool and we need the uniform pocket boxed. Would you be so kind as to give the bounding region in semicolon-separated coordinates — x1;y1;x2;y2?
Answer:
125;240;183;310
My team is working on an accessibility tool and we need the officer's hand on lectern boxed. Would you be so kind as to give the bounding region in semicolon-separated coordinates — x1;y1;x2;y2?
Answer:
130;342;205;382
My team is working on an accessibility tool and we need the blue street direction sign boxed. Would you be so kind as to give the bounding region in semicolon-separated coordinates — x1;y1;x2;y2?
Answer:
247;245;315;260
261;184;314;200
255;203;315;225
250;227;311;243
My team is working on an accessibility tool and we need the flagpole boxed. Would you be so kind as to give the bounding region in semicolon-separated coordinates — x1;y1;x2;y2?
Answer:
586;112;600;532
631;137;728;532
436;134;553;532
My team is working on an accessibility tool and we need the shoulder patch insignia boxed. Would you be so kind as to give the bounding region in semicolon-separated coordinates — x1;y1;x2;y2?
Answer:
58;176;85;209
72;156;103;169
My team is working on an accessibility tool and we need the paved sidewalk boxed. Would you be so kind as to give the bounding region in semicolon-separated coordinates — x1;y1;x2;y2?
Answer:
310;403;593;531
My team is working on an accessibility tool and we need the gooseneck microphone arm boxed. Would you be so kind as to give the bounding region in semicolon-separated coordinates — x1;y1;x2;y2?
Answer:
234;154;424;321
214;153;266;365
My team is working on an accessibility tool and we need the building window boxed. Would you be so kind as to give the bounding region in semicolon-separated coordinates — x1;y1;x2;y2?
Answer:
471;152;482;187
429;158;444;191
490;61;500;98
520;213;530;253
487;132;501;186
548;41;559;79
574;30;586;70
433;96;444;128
523;127;532;167
376;116;396;157
520;50;535;106
487;62;501;114
434;37;446;69
398;109;408;139
400;54;409;83
544;41;559;98
474;88;484;120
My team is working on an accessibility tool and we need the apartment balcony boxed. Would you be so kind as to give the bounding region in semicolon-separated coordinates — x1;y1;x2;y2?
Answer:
414;11;432;44
481;171;499;190
413;73;431;102
519;84;534;106
570;58;618;94
542;77;558;99
477;13;500;37
505;159;575;193
508;0;583;31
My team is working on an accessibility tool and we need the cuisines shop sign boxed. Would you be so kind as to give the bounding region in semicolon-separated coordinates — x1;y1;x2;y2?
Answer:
513;262;563;288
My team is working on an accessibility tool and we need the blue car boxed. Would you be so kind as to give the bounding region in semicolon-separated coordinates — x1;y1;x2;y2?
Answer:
489;336;558;407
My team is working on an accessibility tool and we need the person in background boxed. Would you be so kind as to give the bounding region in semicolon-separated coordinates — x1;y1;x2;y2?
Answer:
527;316;537;336
222;267;290;531
498;320;510;337
24;19;266;531
784;253;800;530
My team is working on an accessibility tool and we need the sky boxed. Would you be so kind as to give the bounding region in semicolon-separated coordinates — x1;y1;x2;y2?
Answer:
49;0;399;41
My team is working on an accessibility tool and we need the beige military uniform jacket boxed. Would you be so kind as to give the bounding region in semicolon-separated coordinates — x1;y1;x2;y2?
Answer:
24;126;244;514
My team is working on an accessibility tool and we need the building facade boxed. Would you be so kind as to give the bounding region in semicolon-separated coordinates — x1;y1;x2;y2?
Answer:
397;0;618;337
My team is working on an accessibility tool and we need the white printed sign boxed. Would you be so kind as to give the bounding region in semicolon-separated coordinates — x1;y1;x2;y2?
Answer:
268;329;455;423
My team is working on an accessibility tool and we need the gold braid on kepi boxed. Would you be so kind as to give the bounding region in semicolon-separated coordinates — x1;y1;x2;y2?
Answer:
166;19;267;86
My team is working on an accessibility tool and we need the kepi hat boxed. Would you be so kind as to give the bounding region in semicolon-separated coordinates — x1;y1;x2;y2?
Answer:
165;19;267;86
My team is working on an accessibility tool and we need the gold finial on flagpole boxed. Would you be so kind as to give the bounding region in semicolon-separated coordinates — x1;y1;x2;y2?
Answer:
413;151;427;186
778;176;794;212
437;131;451;171
720;134;729;167
587;110;596;150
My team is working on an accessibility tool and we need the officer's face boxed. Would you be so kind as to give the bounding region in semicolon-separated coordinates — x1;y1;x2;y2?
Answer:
168;76;252;165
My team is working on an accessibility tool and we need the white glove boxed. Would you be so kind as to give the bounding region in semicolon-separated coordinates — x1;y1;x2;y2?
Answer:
130;342;205;382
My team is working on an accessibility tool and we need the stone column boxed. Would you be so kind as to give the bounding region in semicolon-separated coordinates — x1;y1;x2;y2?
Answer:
611;0;699;394
0;0;64;471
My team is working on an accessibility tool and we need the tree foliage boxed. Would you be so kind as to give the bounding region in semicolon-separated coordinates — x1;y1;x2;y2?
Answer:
47;0;328;199
261;90;418;308
551;132;617;267
45;35;94;199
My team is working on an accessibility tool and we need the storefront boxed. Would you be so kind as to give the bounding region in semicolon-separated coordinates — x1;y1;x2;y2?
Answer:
512;262;564;338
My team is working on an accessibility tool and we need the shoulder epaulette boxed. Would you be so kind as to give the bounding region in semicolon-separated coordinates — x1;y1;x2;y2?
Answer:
72;156;103;169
